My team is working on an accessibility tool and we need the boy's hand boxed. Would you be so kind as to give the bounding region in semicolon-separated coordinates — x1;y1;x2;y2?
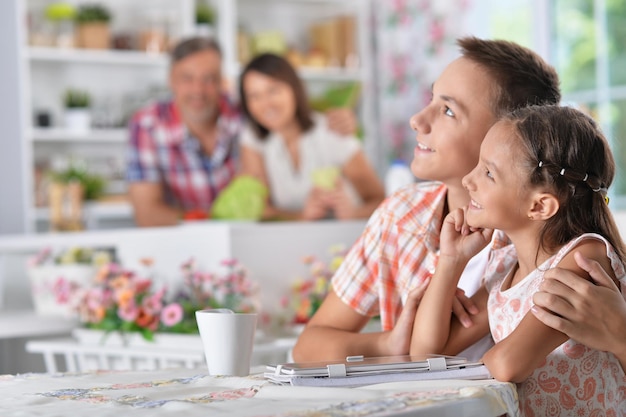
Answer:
452;288;480;328
533;252;626;358
381;278;431;355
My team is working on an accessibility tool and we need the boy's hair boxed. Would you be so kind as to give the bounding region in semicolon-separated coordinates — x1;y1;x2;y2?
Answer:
170;36;222;65
505;104;626;261
239;53;314;139
458;37;561;117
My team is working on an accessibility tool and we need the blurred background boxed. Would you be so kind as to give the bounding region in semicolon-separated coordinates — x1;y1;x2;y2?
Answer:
0;0;624;234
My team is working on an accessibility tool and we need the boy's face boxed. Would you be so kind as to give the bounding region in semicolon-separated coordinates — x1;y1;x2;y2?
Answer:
409;57;497;189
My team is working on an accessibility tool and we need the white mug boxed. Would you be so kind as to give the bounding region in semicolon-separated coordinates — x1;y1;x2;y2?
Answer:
195;308;258;376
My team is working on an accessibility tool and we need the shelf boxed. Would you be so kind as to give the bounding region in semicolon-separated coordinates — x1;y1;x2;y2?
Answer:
229;63;364;82
0;311;77;340
25;47;168;67
298;66;365;82
33;201;133;222
29;128;127;143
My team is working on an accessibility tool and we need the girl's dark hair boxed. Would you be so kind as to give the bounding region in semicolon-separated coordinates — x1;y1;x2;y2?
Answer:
239;53;313;139
505;104;626;261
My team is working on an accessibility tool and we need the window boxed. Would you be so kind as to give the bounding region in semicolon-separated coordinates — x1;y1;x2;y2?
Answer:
553;0;626;204
482;0;626;207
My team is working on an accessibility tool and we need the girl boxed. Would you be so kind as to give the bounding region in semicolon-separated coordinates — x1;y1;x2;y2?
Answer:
411;105;626;416
238;53;384;221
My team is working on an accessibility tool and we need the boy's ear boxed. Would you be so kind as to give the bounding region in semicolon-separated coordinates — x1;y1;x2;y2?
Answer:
528;193;559;220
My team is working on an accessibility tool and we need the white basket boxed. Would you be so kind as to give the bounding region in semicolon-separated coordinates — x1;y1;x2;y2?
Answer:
27;264;96;317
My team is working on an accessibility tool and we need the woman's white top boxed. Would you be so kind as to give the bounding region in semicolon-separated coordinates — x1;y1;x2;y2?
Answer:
240;113;362;211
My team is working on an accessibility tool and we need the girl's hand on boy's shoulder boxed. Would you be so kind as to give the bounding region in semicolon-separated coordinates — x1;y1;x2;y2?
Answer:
440;207;493;262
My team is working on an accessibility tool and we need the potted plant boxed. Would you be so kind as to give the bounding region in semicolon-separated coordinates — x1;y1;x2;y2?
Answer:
64;89;91;132
75;4;112;49
195;1;216;37
50;162;106;201
47;162;106;231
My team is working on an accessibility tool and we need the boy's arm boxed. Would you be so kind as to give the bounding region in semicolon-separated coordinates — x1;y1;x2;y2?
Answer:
483;240;616;382
293;282;429;361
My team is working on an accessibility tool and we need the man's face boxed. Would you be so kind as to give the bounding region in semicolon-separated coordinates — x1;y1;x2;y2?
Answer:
169;49;222;125
408;57;497;189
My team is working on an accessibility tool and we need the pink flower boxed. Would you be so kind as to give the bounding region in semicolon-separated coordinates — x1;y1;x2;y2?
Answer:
181;258;195;271
142;289;165;315
160;303;183;327
53;277;75;304
118;301;139;322
220;258;238;267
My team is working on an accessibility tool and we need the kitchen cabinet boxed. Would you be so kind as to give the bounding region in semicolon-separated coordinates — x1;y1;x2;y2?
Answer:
16;0;375;233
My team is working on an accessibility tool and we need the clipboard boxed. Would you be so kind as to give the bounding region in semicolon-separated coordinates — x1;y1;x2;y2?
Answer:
264;354;491;387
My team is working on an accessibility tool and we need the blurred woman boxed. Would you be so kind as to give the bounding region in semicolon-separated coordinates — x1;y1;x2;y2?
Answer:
238;53;384;221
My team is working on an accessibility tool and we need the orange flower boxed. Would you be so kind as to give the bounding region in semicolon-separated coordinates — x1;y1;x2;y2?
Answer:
135;308;159;331
115;287;135;308
139;258;154;267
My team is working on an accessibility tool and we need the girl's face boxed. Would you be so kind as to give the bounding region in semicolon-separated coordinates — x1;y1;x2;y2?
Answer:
243;70;297;132
462;121;536;232
409;57;497;188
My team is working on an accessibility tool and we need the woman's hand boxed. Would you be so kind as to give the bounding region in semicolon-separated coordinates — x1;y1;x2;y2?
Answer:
323;179;357;220
300;188;329;220
440;207;493;262
325;108;357;136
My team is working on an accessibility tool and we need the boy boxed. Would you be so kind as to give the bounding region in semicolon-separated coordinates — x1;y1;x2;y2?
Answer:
293;37;561;361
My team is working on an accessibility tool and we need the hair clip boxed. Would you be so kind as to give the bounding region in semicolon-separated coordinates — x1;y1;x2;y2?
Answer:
605;195;610;205
559;168;565;176
582;173;588;182
538;161;543;168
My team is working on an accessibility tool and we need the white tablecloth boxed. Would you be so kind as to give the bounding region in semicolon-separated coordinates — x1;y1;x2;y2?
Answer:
0;368;519;417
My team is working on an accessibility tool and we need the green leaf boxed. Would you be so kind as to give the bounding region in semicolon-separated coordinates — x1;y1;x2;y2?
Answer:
75;5;111;23
211;176;268;220
45;3;77;21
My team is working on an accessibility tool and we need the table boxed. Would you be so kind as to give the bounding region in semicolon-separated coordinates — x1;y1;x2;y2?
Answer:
0;367;519;416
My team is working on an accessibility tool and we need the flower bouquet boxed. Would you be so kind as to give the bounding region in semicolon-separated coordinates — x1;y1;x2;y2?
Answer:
282;245;347;325
51;256;259;342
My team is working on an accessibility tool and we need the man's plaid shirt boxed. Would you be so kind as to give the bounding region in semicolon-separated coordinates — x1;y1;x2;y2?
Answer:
126;96;241;211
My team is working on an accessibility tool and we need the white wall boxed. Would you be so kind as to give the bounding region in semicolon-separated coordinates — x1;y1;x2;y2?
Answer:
0;0;27;234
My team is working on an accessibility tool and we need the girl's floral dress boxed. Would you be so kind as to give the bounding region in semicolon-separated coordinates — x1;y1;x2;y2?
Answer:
485;233;626;417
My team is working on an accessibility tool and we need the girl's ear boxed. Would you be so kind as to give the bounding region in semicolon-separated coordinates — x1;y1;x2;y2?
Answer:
527;193;560;221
